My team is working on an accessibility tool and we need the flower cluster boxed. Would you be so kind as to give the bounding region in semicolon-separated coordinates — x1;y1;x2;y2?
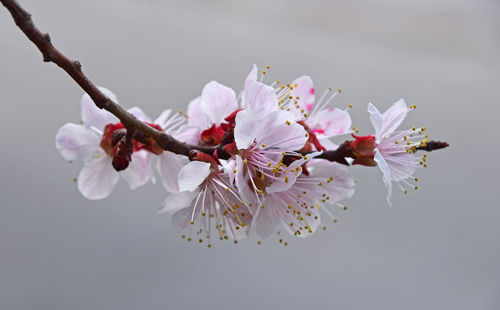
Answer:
56;65;435;245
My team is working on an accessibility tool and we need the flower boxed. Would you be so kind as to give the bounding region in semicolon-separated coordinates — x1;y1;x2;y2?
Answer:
280;76;352;151
55;87;185;200
367;99;428;205
253;161;355;239
231;109;310;204
159;153;251;244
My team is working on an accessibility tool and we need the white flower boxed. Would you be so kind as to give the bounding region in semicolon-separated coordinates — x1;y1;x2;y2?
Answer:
368;99;428;205
159;156;251;244
55;87;182;200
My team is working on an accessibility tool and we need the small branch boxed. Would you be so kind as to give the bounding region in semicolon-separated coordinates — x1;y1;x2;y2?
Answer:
416;141;449;152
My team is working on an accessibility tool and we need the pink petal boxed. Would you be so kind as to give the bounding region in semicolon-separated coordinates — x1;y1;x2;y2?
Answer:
77;154;119;200
308;108;351;137
289;76;314;121
55;123;100;162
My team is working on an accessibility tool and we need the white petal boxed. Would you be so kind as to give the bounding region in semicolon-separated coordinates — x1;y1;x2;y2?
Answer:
244;64;258;91
374;149;393;206
127;107;151;123
157;151;189;193
81;87;119;130
200;81;237;125
234;110;258;149
77;154;119;200
120;150;153;189
310;163;355;203
187;97;208;129
171;206;196;231
308;108;351;137
234;155;258;204
178;161;211;192
55;123;100;162
242;81;278;115
254;196;280;239
368;102;384;142
380;99;408;139
159;190;198;214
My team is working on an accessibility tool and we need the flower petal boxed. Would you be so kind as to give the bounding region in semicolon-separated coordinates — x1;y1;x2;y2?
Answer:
310;163;355;203
234;110;258;149
159;190;198;214
178;161;211;192
290;76;314;121
157;151;190;193
200;81;237;125
368;102;384;142
127;107;151;123
257;111;308;150
55;123;100;162
309;108;351;137
81;87;119;130
120;150;153;189
380;99;408;139
77;154;119;200
187;97;208;129
374;149;393;206
254;195;281;239
242;81;278;115
244;64;258;91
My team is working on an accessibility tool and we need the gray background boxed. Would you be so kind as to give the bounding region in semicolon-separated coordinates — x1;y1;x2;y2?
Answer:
1;0;499;309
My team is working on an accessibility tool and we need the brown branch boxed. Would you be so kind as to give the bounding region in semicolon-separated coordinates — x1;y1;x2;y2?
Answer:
1;0;449;169
0;0;191;157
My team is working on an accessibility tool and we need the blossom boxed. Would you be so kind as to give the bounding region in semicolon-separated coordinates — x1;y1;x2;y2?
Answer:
367;99;428;205
279;76;352;151
159;154;251;244
254;161;355;239
55;87;185;200
231;109;310;204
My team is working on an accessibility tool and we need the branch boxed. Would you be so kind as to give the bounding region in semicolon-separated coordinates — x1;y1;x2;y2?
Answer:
1;0;449;168
0;0;191;157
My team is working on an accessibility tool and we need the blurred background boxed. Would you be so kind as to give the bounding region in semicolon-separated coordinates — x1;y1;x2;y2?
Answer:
1;0;499;309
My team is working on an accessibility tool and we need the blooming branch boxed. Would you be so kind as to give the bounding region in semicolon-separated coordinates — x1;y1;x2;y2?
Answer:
2;0;450;244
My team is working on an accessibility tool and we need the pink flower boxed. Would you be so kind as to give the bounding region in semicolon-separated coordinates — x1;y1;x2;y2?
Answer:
231;109;310;204
283;76;352;151
368;99;428;205
159;154;251;244
55;87;185;200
